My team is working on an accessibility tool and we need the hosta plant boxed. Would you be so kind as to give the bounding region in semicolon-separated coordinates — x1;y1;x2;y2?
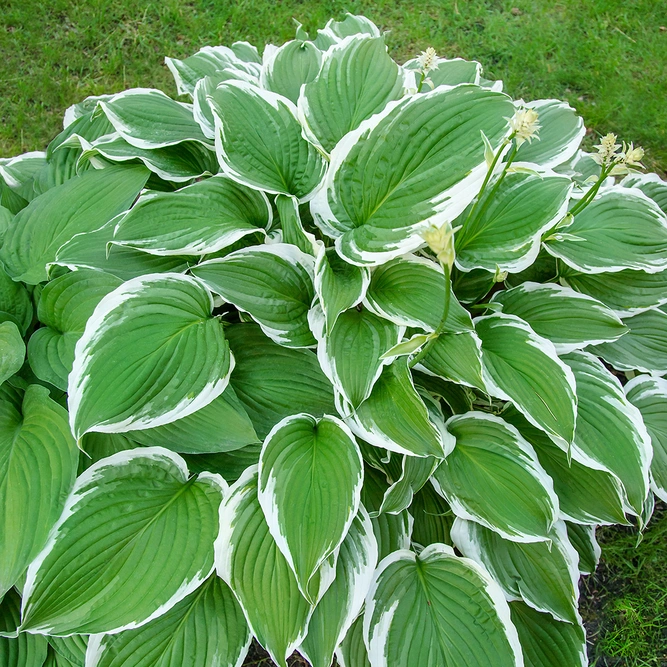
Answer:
2;13;667;667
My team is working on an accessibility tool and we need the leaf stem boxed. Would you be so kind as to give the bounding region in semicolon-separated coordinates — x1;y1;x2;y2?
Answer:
569;164;612;217
409;263;451;368
462;135;515;232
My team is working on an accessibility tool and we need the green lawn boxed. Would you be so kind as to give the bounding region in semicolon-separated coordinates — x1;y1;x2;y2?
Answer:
1;1;666;664
1;0;666;171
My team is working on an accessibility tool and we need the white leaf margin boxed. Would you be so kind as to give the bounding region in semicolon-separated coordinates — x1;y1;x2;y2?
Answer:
98;88;211;150
432;411;560;543
193;242;316;349
490;281;627;354
475;312;578;450
210;79;327;203
563;350;653;516
257;413;364;601
215;465;315;666
21;447;226;636
310;84;514;267
362;543;525;667
68;272;233;438
451;517;582;624
298;505;379;667
624;373;667;502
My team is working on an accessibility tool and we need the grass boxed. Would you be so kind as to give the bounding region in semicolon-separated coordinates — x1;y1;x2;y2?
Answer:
1;0;666;170
582;504;667;666
1;0;666;663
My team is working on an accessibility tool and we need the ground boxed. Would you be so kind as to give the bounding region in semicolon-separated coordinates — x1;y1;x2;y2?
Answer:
1;1;666;664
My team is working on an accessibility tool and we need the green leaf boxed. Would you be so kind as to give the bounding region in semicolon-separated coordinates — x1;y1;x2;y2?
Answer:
381;333;433;360
412;370;474;415
410;483;454;548
0;629;48;667
112;175;270;256
336;615;370;667
561;266;667;316
320;14;381;41
183;443;262;484
311;84;515;265
378;454;441;516
225;323;335;439
275;194;318;255
491;282;627;353
364;543;523;667
79;432;138;473
420;331;486;391
258;414;363;601
209;81;326;200
314;246;369;334
261;40;322;104
561;351;652;516
311;305;401;408
502;405;628;525
590;308;667;374
0;180;27;216
216;467;312;667
452;518;580;624
0;588;22;638
299;507;378;667
433;412;559;542
364;255;473;332
27;270;122;390
509;601;587;667
544;188;667;274
165;46;259;97
0;385;79;597
129;384;258;454
404;56;482;87
622;172;667;213
452;266;495;304
52;220;190;280
476;313;577;447
505;249;559;288
231;41;261;63
191;243;316;348
81;133;219;183
625;375;667;502
345;359;445;458
85;574;250;667
455;171;572;273
0;265;33;335
99;88;212;149
21;448;224;635
48;636;87;666
68;274;232;439
566;523;600;575
299;35;405;153
361;467;412;561
0;165;149;284
514;100;585;168
193;69;259;140
0;322;24;385
0;151;47;196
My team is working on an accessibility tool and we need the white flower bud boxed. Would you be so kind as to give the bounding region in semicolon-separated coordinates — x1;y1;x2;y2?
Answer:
592;133;621;167
417;47;438;75
508;108;540;147
420;221;459;270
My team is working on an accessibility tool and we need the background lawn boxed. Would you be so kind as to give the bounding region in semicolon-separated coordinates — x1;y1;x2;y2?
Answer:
1;1;666;664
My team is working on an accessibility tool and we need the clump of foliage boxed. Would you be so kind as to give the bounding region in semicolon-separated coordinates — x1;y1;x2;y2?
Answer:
1;13;667;667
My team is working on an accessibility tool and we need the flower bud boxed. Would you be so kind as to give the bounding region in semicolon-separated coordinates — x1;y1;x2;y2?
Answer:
417;47;438;74
421;221;458;270
508;108;540;147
